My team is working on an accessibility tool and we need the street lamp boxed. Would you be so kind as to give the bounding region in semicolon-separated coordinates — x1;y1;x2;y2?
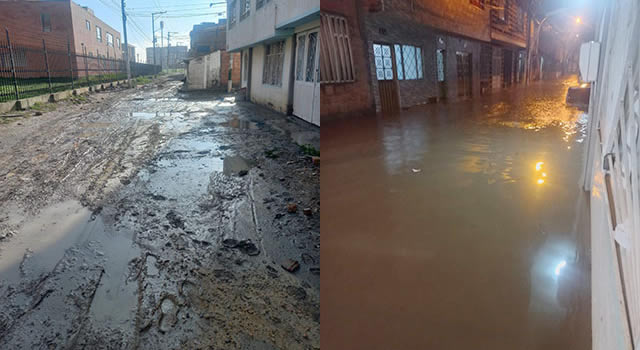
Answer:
576;17;582;24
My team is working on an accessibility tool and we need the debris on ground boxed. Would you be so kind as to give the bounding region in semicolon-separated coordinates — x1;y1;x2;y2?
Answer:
281;259;300;273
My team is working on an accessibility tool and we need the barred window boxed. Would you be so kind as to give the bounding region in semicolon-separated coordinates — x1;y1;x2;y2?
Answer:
240;0;250;20
296;35;306;81
256;0;270;10
373;44;393;80
229;1;237;27
320;13;355;83
263;41;285;86
394;44;423;80
305;32;318;82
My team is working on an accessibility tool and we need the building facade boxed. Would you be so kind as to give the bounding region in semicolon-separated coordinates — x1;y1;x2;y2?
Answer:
321;0;531;118
190;21;227;57
0;0;122;59
184;50;241;90
227;0;321;126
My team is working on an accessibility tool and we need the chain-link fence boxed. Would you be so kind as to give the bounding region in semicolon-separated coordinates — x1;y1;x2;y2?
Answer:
0;29;160;103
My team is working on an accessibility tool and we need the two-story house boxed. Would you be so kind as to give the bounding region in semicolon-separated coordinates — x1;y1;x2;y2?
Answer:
227;0;321;126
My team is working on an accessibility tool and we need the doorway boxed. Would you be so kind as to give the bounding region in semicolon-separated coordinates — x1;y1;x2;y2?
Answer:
456;51;472;98
503;49;513;87
293;28;320;126
373;43;399;113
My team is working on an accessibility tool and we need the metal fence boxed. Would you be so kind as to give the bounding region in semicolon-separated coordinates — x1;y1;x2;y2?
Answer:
0;29;161;103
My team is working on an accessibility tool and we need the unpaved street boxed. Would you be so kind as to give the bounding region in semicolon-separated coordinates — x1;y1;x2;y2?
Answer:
0;76;320;349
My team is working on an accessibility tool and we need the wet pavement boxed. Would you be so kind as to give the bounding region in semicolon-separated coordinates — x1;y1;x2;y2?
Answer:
321;77;591;349
0;76;319;349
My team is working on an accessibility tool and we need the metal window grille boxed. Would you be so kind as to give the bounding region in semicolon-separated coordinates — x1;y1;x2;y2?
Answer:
394;45;403;80
229;1;237;27
320;13;355;83
437;49;445;82
373;44;393;81
240;0;250;20
305;32;317;82
296;35;306;81
262;40;284;86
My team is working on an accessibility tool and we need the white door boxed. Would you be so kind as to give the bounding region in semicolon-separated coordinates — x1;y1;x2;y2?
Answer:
293;28;320;126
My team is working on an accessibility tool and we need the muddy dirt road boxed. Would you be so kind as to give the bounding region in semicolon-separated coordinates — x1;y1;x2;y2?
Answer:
0;77;320;349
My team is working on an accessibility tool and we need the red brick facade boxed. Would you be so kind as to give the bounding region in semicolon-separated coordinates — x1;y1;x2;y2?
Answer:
0;0;121;58
321;0;375;121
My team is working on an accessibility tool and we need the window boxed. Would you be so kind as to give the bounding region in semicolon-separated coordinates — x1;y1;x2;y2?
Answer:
240;0;250;20
305;32;318;82
96;26;102;42
436;49;445;82
229;0;237;27
493;0;506;21
373;44;393;81
116;38;120;48
41;13;51;32
262;40;285;86
256;0;270;10
319;13;355;83
393;44;423;80
470;0;485;9
295;35;306;81
107;32;114;47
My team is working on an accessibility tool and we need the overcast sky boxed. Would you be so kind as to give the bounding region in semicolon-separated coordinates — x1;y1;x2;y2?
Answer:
74;0;227;63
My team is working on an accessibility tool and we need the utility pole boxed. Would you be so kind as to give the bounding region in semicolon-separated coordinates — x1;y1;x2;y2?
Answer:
121;0;131;84
160;21;164;71
151;11;165;72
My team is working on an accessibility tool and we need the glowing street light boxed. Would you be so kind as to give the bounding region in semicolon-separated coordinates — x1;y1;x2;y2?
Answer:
576;17;582;24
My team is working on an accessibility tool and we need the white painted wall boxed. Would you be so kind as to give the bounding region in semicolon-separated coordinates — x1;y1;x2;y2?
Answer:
185;51;222;90
227;0;319;51
248;37;294;113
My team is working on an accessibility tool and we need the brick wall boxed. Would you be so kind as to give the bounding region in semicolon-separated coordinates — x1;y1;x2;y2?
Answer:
70;2;122;60
321;0;374;120
360;0;488;110
0;0;74;52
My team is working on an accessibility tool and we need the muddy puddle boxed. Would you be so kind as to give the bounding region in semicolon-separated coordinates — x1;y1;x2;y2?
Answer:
0;200;140;329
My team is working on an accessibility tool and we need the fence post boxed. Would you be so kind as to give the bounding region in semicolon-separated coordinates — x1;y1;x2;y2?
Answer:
5;28;19;100
83;46;89;86
42;39;53;94
67;39;74;90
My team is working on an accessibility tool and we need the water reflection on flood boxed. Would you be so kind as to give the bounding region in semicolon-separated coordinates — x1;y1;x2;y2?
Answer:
321;77;591;349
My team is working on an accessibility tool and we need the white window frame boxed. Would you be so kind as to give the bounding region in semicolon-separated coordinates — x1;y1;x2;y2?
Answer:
394;44;423;80
86;20;91;31
107;32;114;47
240;0;251;20
96;26;102;42
262;40;285;86
320;13;355;83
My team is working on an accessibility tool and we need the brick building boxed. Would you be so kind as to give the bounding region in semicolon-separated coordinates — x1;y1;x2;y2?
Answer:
0;0;122;79
189;20;227;57
321;0;531;118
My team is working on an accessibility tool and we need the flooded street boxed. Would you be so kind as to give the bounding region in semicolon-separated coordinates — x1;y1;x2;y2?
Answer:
0;77;319;349
322;77;591;349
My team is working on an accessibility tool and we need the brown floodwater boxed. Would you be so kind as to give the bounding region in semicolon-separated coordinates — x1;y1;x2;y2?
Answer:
321;77;591;349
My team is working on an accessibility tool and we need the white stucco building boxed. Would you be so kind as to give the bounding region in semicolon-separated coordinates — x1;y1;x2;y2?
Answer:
227;0;320;126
